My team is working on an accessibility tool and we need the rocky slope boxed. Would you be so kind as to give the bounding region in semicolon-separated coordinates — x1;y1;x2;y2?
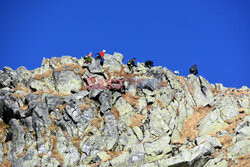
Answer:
0;53;249;167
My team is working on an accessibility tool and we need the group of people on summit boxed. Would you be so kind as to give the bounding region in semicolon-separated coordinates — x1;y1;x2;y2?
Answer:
83;50;198;75
84;50;106;65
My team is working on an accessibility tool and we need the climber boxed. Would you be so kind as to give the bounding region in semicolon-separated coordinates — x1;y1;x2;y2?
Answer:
189;64;198;75
174;70;180;76
84;52;93;64
145;60;154;69
127;58;136;73
95;50;106;65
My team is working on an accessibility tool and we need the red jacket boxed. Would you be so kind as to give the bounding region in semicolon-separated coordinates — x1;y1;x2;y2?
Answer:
99;51;105;58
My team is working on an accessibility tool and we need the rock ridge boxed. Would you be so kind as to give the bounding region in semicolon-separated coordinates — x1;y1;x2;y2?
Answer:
0;53;249;167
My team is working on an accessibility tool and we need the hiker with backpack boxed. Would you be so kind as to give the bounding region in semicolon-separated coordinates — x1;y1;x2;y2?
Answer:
95;50;106;65
127;58;136;73
145;60;154;69
189;64;198;75
84;52;93;64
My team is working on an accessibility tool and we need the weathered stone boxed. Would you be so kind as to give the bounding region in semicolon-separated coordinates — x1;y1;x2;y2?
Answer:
148;105;170;136
158;142;212;167
9;119;25;154
127;143;145;166
165;69;182;91
227;140;250;159
198;109;228;136
215;95;239;121
113;52;124;64
187;74;213;106
0;143;3;163
132;126;144;141
119;127;139;149
137;97;147;111
104;112;118;150
114;97;133;115
195;135;222;148
142;163;159;167
72;90;89;100
88;61;104;74
110;151;130;167
56;71;82;94
99;90;112;114
88;89;103;99
103;55;122;72
65;104;81;123
204;153;225;167
137;78;161;91
144;136;172;156
13;145;40;167
60;56;76;64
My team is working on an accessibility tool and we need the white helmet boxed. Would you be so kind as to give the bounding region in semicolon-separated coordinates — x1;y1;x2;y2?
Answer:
174;70;179;74
103;50;106;52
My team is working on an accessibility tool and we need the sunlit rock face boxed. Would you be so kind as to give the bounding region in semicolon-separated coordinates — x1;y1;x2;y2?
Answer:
0;53;249;167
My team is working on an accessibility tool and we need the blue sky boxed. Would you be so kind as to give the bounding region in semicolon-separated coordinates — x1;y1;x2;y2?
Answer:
0;0;249;88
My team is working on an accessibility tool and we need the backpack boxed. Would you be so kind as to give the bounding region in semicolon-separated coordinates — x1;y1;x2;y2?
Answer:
145;60;154;68
190;65;198;75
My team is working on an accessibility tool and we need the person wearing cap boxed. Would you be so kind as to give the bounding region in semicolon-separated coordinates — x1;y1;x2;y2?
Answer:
95;50;106;65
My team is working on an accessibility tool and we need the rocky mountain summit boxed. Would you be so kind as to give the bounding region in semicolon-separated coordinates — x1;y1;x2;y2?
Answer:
0;53;249;167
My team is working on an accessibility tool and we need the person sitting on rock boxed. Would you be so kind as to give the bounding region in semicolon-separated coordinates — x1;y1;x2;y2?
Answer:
84;52;93;64
189;64;198;75
95;50;106;65
127;58;136;73
145;60;154;69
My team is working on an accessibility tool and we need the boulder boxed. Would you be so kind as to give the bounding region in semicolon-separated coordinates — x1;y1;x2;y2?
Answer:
227;140;250;159
103;54;122;72
158;142;212;167
144;136;172;156
55;71;82;94
114;97;133;116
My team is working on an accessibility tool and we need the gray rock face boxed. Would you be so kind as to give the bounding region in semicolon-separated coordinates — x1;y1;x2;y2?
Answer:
0;55;249;167
103;54;122;72
56;71;82;94
137;78;162;91
88;61;104;74
9;119;25;155
158;142;212;167
99;90;112;114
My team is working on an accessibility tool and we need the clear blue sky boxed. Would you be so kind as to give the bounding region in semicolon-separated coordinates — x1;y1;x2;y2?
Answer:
0;0;249;88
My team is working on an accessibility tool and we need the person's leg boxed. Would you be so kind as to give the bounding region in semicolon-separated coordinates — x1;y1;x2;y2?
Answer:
129;66;134;73
100;57;104;65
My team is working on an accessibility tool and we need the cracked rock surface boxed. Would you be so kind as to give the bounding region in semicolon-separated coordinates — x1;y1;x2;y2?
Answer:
0;53;249;167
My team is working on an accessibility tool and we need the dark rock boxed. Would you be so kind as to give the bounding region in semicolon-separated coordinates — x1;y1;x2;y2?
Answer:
45;95;63;112
9;119;25;154
99;90;112;114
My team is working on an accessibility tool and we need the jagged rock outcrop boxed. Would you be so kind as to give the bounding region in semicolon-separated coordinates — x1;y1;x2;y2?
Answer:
0;52;249;167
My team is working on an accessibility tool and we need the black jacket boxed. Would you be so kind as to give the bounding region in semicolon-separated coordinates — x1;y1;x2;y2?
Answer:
189;65;198;75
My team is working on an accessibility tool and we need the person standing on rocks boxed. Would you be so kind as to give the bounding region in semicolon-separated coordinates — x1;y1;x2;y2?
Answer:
95;50;106;65
189;64;198;75
84;52;93;64
127;58;136;73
